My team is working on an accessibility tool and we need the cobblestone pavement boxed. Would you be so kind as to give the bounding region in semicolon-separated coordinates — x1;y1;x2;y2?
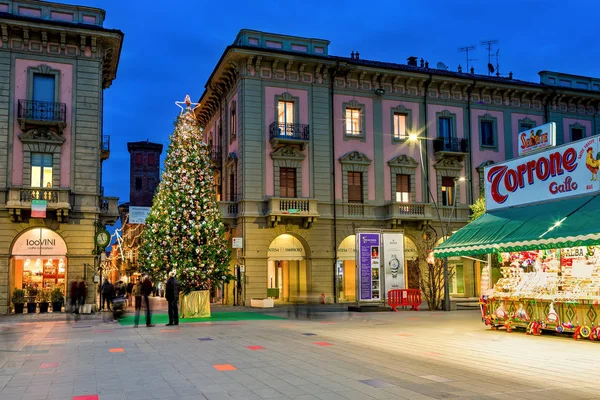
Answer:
1;308;600;400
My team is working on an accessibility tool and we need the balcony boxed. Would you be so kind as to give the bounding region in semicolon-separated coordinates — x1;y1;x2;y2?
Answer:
386;202;470;228
6;187;71;222
433;137;469;160
269;122;310;149
99;196;119;225
101;135;110;161
17;99;67;133
218;201;238;225
267;197;318;228
210;146;222;168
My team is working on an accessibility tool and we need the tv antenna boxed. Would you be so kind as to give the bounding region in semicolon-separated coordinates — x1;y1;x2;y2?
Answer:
481;39;499;76
458;45;477;71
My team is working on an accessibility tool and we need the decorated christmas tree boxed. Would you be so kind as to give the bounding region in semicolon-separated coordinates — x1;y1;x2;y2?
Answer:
139;95;233;294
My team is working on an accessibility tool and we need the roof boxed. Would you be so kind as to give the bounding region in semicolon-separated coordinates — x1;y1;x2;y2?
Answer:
434;194;600;258
0;11;123;35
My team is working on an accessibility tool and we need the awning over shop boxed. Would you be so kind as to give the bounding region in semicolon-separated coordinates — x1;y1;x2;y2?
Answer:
434;194;600;258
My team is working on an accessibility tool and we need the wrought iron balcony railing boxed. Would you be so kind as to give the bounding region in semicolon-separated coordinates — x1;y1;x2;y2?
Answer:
269;122;310;149
433;137;469;153
18;99;67;124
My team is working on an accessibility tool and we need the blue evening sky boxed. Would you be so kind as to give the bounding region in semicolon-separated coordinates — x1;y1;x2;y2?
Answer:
61;0;599;234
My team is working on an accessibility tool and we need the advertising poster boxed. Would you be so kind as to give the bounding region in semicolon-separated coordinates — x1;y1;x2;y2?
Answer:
358;232;380;301
383;233;405;296
517;122;556;156
486;136;600;211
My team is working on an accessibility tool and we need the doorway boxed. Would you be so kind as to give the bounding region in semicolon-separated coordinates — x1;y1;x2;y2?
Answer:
267;234;308;302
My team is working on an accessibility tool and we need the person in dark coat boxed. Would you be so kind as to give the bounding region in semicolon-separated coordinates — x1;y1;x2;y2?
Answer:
78;278;87;313
70;279;79;318
126;281;134;307
165;271;180;326
102;280;114;311
141;276;155;327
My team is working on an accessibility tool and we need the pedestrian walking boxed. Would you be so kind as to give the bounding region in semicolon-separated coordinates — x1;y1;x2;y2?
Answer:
78;278;87;314
133;280;143;328
69;279;80;320
102;279;114;311
142;275;155;327
165;271;180;326
126;281;134;307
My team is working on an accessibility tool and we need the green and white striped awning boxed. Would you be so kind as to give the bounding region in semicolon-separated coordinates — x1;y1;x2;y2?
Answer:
434;194;600;258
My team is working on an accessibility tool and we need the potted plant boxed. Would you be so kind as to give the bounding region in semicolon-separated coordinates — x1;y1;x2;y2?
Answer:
37;289;51;313
11;289;25;314
50;287;64;312
26;285;38;314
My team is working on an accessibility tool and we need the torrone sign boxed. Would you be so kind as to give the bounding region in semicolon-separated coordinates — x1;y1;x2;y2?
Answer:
485;136;600;211
12;228;67;256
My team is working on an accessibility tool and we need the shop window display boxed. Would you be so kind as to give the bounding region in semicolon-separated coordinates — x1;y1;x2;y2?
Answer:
16;257;66;294
481;247;600;338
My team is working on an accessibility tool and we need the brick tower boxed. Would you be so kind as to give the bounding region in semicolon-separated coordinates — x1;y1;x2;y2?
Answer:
127;141;163;207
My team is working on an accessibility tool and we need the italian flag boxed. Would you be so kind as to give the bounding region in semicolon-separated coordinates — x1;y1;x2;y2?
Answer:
31;199;47;218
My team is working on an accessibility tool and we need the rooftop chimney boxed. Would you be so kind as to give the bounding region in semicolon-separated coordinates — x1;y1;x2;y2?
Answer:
407;56;418;67
355;51;360;60
350;51;355;59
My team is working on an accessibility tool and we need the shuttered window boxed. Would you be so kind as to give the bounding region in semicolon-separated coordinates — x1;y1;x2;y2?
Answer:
280;168;296;198
395;174;410;202
229;174;235;202
347;171;363;203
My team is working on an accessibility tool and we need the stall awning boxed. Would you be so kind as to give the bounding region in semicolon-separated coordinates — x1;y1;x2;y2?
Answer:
434;194;600;258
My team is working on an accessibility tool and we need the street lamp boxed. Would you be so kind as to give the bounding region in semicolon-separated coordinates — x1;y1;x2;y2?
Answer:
408;133;465;311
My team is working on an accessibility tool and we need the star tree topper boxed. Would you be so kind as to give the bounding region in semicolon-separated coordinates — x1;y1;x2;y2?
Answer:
175;94;200;116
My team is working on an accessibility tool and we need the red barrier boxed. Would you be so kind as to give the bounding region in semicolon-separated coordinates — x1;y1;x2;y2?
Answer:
387;289;422;311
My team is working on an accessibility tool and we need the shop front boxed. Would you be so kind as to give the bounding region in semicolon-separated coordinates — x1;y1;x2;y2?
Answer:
435;135;600;338
337;235;356;302
267;234;308;302
9;228;68;301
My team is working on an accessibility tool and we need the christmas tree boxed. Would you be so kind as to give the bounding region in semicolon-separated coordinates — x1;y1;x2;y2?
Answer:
139;96;233;294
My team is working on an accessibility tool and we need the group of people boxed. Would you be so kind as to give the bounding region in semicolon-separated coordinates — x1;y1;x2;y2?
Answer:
69;278;87;320
99;273;180;327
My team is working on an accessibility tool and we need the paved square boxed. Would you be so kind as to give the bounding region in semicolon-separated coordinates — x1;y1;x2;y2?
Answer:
2;307;600;399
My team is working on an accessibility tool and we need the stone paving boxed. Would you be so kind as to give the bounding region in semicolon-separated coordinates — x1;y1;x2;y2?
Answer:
1;306;600;400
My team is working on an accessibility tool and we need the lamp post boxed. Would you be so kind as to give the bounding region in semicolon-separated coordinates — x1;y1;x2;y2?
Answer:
408;133;465;311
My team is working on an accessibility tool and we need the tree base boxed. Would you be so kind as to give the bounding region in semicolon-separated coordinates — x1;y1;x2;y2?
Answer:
179;290;211;318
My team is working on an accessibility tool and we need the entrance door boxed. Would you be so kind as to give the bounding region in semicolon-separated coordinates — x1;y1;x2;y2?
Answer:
337;235;356;302
267;234;308;302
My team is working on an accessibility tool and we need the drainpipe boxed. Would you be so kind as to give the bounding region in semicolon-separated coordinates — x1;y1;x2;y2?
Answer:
331;64;339;304
466;80;476;205
423;74;433;202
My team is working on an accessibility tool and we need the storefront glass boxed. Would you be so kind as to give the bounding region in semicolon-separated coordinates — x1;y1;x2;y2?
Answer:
9;228;68;298
267;234;308;302
337;235;356;302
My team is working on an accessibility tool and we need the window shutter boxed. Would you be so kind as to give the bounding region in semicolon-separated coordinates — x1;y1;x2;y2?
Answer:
229;174;235;202
442;176;454;187
348;172;363;203
280;168;296;198
396;174;410;193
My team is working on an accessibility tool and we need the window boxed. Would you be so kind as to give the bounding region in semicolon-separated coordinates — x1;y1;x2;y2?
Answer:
480;120;495;147
393;113;407;140
571;128;584;141
441;176;455;206
395;174;410;203
450;264;465;294
31;153;52;188
229;174;235;202
135;153;142;165
347;171;363;203
519;123;533;132
438;117;453;139
148;154;155;166
230;102;237;138
135;177;142;191
345;108;361;136
278;101;294;125
279;168;296;198
32;73;55;103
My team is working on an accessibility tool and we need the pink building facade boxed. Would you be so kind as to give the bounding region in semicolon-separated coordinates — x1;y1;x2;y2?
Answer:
0;0;123;314
197;29;600;305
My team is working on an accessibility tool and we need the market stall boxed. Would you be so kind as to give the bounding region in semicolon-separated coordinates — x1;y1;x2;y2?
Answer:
435;133;600;340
